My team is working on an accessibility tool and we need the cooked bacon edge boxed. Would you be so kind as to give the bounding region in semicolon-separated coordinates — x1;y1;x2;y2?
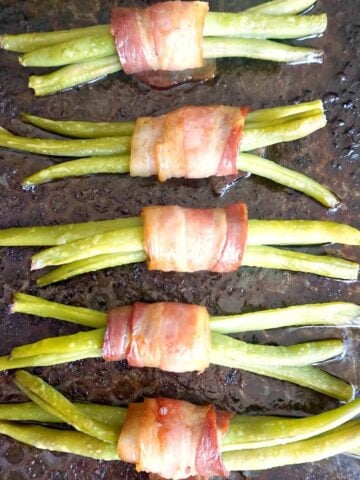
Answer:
130;116;165;177
134;59;217;89
111;2;209;75
102;306;132;362
102;302;211;372
117;398;232;479
130;105;248;180
142;203;248;272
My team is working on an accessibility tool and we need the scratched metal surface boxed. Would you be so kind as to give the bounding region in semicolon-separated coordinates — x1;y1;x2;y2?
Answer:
0;0;359;479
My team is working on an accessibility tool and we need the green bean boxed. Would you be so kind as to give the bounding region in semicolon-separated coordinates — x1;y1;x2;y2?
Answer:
236;362;354;401
0;384;358;462
19;14;327;68
29;55;122;97
222;419;360;471
29;37;323;96
246;100;323;124
210;332;343;367
12;292;360;333
0;350;101;372
20;149;336;210
203;13;326;39
37;251;147;286
23;155;130;186
2;398;360;455
35;245;359;286
4;398;360;451
0;403;63;423
0;126;13;135
2;419;359;466
5;327;343;372
4;397;360;453
11;329;104;360
0;25;110;53
14;371;118;444
19;106;335;207
0;421;119;460
52;403;126;428
237;153;339;208
242;245;359;281
0;4;323;53
210;302;360;333
203;37;322;63
223;396;360;451
23;153;337;208
21;112;135;138
0;129;130;158
241;112;326;151
22;101;321;138
247;220;360;246
0;216;141;246
12;292;107;328
31;226;143;270
244;108;322;130
245;0;317;15
4;111;324;158
20;34;116;67
26;35;323;73
0;401;127;429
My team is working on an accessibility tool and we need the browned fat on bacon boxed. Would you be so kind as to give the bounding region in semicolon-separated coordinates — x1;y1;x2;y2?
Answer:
117;398;233;479
130;105;248;180
111;1;209;75
102;302;211;372
142;203;248;273
134;59;217;89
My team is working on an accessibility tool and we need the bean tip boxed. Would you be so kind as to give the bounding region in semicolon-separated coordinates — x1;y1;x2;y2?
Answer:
21;179;36;191
326;196;341;210
9;303;16;314
290;49;324;66
31;258;42;271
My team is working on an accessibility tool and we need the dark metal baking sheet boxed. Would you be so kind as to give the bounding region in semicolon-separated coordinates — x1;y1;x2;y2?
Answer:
0;0;359;478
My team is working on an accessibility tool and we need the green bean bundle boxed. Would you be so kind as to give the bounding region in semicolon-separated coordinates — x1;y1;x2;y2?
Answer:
3;293;357;400
1;101;338;207
0;0;327;95
1;371;360;474
0;205;358;285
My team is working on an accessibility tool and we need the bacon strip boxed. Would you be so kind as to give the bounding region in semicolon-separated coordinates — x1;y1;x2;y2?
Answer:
101;306;132;362
102;302;211;372
130;116;165;177
142;203;248;273
117;398;233;479
111;2;209;75
130;106;248;181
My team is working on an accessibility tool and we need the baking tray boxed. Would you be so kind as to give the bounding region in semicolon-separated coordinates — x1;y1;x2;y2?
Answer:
0;0;359;478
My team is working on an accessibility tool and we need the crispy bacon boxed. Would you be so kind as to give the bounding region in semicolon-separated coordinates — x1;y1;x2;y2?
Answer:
102;302;211;372
117;398;233;479
130;105;248;181
142;203;248;273
111;2;209;75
